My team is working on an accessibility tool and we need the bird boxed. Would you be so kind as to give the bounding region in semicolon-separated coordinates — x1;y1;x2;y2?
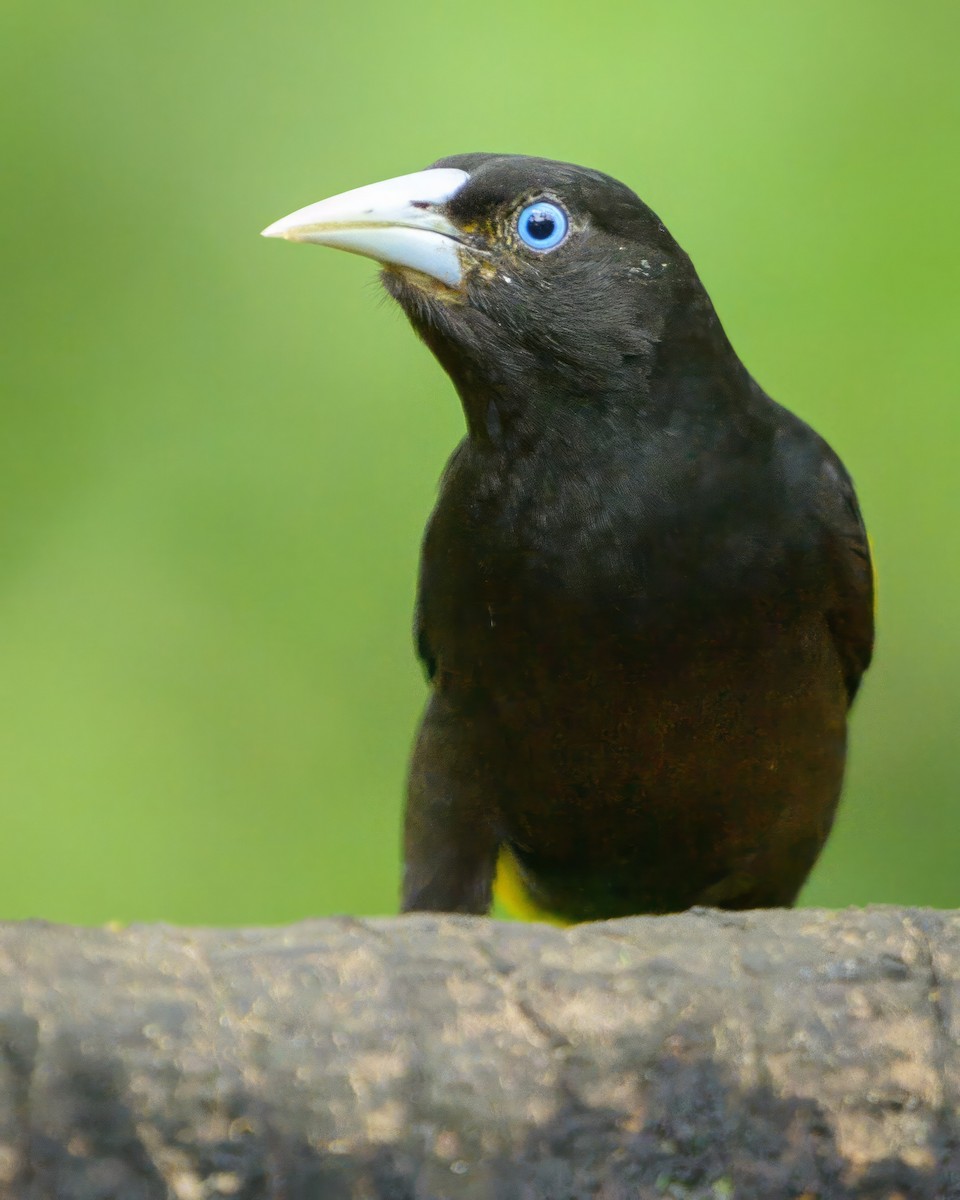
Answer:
262;154;874;923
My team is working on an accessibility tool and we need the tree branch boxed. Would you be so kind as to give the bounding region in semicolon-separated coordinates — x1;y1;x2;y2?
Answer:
0;908;957;1198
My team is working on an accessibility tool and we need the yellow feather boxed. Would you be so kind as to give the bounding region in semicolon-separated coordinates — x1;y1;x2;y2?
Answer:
493;847;571;926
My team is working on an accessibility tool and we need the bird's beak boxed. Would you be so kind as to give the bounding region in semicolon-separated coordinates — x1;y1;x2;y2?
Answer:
260;167;471;289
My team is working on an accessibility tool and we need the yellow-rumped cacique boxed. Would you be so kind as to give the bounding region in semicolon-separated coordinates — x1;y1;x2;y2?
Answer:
262;154;874;923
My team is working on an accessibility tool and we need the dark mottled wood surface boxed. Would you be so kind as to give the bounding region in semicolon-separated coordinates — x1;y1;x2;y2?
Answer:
0;908;957;1198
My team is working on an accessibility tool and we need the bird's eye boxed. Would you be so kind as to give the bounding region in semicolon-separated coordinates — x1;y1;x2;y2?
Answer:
516;201;569;251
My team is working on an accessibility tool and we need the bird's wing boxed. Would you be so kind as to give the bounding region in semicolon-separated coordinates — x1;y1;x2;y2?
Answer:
817;448;875;703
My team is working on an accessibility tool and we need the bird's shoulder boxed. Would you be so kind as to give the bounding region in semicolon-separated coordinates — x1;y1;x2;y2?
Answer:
762;393;875;699
812;437;875;700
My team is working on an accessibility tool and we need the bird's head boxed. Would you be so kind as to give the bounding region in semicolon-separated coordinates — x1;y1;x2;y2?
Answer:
262;154;732;438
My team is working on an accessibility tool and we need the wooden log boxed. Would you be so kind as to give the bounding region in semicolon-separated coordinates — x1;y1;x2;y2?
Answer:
0;908;957;1198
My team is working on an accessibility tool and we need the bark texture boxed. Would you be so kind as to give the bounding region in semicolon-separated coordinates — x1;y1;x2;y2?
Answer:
0;907;958;1199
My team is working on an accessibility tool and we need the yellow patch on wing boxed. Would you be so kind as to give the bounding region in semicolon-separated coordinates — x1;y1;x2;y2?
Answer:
493;847;570;926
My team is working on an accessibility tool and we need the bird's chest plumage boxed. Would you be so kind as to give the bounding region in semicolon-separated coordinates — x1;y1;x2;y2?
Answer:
418;425;817;700
421;442;636;685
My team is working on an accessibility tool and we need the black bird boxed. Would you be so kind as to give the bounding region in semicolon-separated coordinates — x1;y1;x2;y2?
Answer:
262;154;873;923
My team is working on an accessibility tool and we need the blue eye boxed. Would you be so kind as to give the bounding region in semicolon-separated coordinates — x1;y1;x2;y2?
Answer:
516;200;569;251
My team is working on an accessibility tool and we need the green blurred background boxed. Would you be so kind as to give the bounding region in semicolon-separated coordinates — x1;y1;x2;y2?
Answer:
1;2;957;924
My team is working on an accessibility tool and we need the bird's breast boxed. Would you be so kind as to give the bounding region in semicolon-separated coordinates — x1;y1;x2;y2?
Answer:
418;426;831;715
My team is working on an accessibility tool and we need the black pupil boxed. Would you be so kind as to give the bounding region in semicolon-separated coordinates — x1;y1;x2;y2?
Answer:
527;211;555;240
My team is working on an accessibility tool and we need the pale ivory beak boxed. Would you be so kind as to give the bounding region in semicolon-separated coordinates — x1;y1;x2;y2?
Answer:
261;168;471;288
